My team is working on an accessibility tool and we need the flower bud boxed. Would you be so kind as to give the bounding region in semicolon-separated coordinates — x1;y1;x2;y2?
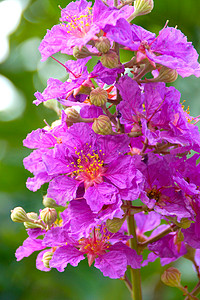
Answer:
128;0;154;21
65;107;81;123
11;207;30;223
90;88;108;106
43;99;60;115
161;267;181;288
40;207;57;226
42;251;54;268
24;212;41;229
106;217;126;233
73;45;93;59
95;37;111;53
100;51;119;69
92;115;114;135
43;195;59;208
149;66;178;83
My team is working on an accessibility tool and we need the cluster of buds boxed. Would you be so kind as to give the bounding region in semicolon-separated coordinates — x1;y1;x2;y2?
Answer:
11;206;57;229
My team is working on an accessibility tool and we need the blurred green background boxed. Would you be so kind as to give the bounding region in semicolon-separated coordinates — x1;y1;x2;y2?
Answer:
1;0;200;299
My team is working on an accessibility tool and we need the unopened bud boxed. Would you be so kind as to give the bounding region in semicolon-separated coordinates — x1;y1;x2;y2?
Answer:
100;51;119;69
43;195;59;208
161;267;181;288
106;217;126;233
11;207;29;223
95;37;111;53
127;0;154;21
42;251;54;268
149;66;178;83
65;107;81;123
40;207;57;226
24;212;40;229
92;115;113;135
73;45;98;59
90;88;108;106
43;99;60;115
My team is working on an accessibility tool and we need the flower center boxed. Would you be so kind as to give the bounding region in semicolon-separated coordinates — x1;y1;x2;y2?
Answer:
62;8;93;38
78;226;110;266
71;148;106;188
147;188;161;202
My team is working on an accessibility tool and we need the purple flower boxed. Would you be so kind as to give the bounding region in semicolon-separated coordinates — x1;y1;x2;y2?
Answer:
39;0;134;60
105;19;200;77
48;224;142;278
34;58;93;106
135;154;194;221
116;75;200;150
24;121;143;211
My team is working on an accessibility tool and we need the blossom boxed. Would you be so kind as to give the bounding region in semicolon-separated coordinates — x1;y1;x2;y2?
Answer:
34;58;93;106
105;19;200;77
116;75;200;150
39;0;134;60
48;225;142;278
134;154;194;221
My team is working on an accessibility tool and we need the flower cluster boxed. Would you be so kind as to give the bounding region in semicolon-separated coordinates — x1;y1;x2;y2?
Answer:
11;0;200;298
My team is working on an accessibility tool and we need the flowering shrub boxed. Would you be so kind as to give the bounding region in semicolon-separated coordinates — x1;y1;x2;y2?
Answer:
11;0;200;298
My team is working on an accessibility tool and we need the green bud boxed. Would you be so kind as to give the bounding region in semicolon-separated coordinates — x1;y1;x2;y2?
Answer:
95;37;111;53
11;207;30;223
92;115;114;135
65;107;81;123
40;207;57;226
43;195;59;208
127;0;154;21
161;267;182;288
42;251;54;268
73;45;96;59
106;217;126;233
43;99;60;115
90;88;108;106
24;212;40;229
147;66;178;83
100;51;119;69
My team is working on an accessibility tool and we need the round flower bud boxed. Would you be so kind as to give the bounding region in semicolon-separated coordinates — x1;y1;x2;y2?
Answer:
42;251;54;268
40;207;57;226
128;0;154;20
24;212;40;229
95;37;111;53
65;107;81;123
92;115;113;135
43;195;59;208
11;207;29;223
100;51;119;69
90;88;108;106
150;66;178;83
73;45;94;59
161;267;182;288
43;99;60;115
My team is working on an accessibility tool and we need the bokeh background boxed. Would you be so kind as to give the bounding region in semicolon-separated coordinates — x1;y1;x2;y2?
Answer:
1;0;200;299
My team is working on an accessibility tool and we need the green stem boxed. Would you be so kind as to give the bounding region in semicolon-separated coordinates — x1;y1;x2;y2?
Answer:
184;281;200;300
127;214;142;300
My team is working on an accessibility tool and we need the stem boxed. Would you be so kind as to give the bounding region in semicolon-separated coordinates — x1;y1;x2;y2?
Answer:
123;274;133;294
184;281;200;300
139;225;178;249
127;213;142;300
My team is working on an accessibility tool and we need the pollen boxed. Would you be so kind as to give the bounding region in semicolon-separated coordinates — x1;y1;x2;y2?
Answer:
147;188;161;202
62;7;93;38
